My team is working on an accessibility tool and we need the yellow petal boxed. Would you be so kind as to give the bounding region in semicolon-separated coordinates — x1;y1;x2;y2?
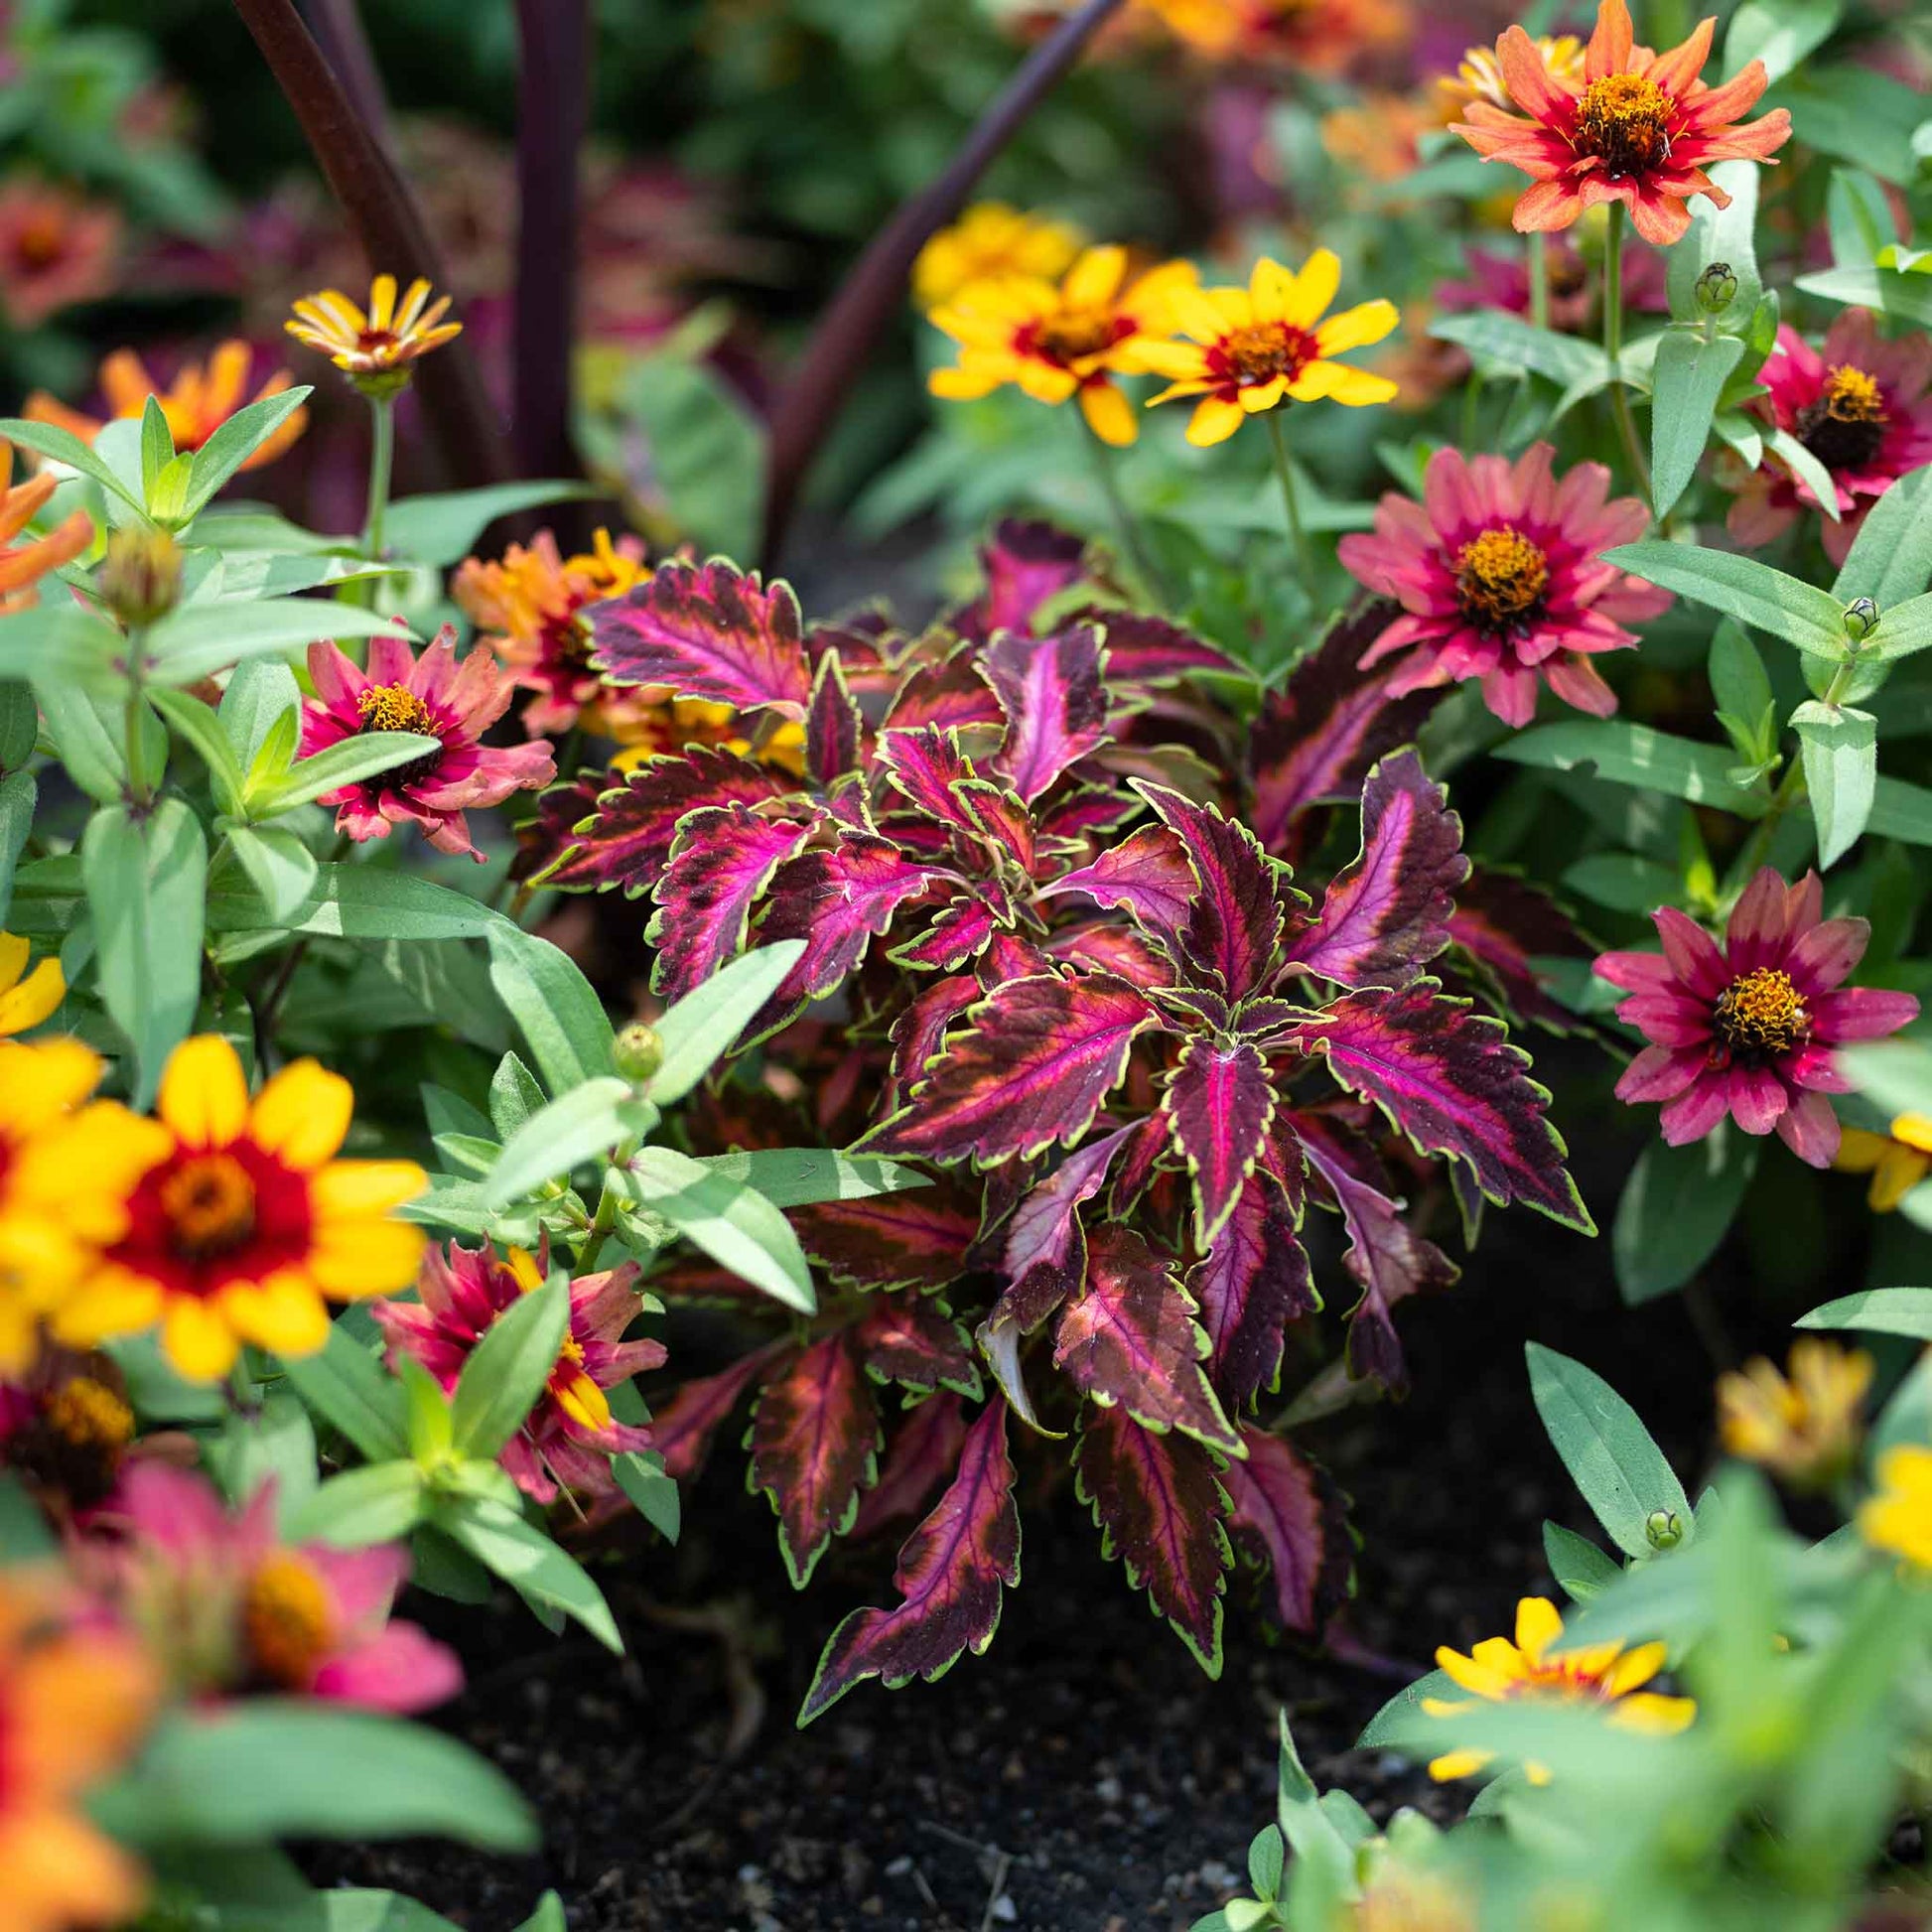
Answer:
1427;1748;1492;1782
1289;361;1401;407
248;1060;353;1171
929;365;1004;401
555;1369;613;1434
1062;244;1128;313
1079;380;1139;447
1169;282;1238;345
0;931;27;994
1833;1126;1889;1173
368;273;398;332
1435;1645;1517;1699
220;1274;332;1358
1132;341;1214;381
1185;395;1247;446
1238;376;1287;413
49;1269;163;1347
1514;1595;1565;1662
0;957;65;1035
309;1159;428;1220
158;1035;249;1149
1315;298;1401;356
161;1296;240;1382
1014;361;1079;405
1248;257;1299;324
0;1036;101;1134
1611;1692;1697;1735
1891;1113;1932;1155
307;1217;427;1298
1602;1641;1667;1696
1282;249;1342;328
506;1246;544;1292
1871;1146;1930;1213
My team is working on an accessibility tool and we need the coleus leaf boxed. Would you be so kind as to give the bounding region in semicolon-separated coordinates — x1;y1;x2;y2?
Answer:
980;623;1110;802
1109;1112;1173;1218
1219;1424;1351;1638
1282;751;1468;991
880;642;1007;735
1051;1226;1239;1452
955;518;1090;640
805;650;863;787
650;1341;793;1483
955;780;1035;876
876;726;986;838
1072;1403;1231;1675
1070;608;1241;687
799;1397;1020;1724
1185;1167;1315;1406
1038;824;1195;946
591;558;812;717
978;932;1052;984
646;803;815;1000
1132;781;1284;1001
1161;1035;1278;1248
888;974;983;1097
889;895;1003;972
861;972;1165;1168
748;1333;882;1587
853;1297;983;1400
795;1183;981;1292
1044;920;1176;991
993;1124;1137;1334
1283;985;1592;1231
850;1391;969;1542
1448;870;1593;1035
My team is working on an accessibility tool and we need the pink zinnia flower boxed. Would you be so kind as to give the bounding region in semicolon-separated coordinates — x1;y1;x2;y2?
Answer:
87;1461;462;1713
302;624;555;862
1595;868;1920;1167
1337;442;1671;727
1439;238;1667;333
373;1243;661;1504
1725;310;1932;567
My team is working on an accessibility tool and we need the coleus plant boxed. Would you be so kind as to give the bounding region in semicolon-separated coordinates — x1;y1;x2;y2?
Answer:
522;520;1594;1718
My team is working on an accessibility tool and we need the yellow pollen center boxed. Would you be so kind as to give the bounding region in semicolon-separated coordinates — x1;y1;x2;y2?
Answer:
243;1552;336;1689
1030;309;1123;365
1823;364;1885;423
45;1377;135;1453
356;684;435;736
1713;967;1809;1060
1218;320;1313;385
160;1154;257;1260
1573;74;1673;175
1454;525;1550;630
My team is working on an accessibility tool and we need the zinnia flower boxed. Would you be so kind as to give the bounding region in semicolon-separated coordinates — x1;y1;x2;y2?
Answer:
1594;867;1921;1167
911;203;1085;313
1137;0;1407;72
1337;441;1669;726
0;178;120;328
94;1461;462;1712
0;1571;155;1932
1449;0;1791;246
24;341;307;472
373;1242;662;1504
1438;34;1584;118
1718;1339;1870;1488
301;625;556;861
1835;1112;1932;1211
1725;310;1932;568
1424;1594;1695;1782
51;1035;428;1382
0;1350;138;1516
1437;236;1667;335
286;274;463;386
928;244;1200;447
1862;1446;1932;1570
0;931;62;1037
0;440;93;617
606;696;807;777
1142;251;1399;445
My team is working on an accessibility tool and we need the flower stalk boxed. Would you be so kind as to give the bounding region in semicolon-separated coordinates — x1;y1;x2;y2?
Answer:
1603;204;1653;516
1263;409;1314;585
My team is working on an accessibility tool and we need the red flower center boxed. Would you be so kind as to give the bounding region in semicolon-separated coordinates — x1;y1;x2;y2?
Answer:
1572;74;1674;177
354;326;403;362
159;1154;257;1260
112;1140;315;1301
1796;364;1888;472
1454;524;1550;633
1212;321;1317;387
356;683;446;789
1023;309;1132;368
243;1552;335;1689
1713;967;1809;1062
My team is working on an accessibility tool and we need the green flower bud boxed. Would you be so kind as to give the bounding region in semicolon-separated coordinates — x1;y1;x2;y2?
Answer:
98;526;184;627
613;1021;664;1085
1645;1508;1684;1551
1693;262;1738;315
1844;597;1879;643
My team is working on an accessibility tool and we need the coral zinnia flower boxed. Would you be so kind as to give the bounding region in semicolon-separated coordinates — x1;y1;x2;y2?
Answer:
286;274;463;384
1425;1594;1695;1782
51;1035;427;1382
0;931;63;1037
25;341;307;472
1450;0;1791;246
928;244;1199;447
911;203;1085;313
0;440;93;618
1594;868;1921;1167
1835;1112;1932;1211
454;526;650;736
1337;442;1668;726
0;1571;155;1932
373;1242;662;1505
1725;310;1932;568
0;178;120;328
97;1461;462;1712
1718;1338;1869;1489
1862;1446;1932;1571
1142;251;1398;446
302;625;556;861
1138;0;1407;73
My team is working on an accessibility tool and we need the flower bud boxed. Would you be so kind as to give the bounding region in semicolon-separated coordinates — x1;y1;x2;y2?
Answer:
1693;262;1737;315
1644;1508;1685;1551
1844;597;1879;643
613;1022;664;1085
97;526;184;626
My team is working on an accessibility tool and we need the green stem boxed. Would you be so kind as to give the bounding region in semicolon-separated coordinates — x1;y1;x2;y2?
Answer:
1079;417;1163;605
1603;204;1653;516
578;1150;632;1270
1263;409;1313;587
362;394;396;560
1727;753;1808;895
1528;230;1550;334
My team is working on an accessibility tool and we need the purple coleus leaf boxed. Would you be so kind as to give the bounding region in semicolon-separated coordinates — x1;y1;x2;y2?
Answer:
1161;1036;1278;1248
854;1297;984;1401
1283;751;1469;991
805;650;864;787
1282;986;1592;1231
980;623;1111;802
1069;608;1241;687
992;1124;1138;1335
1219;1424;1351;1638
1038;825;1195;948
1448;870;1594;1035
876;726;988;841
651;1340;794;1484
1132;781;1285;1002
799;1397;1020;1724
956;780;1036;877
954;518;1091;640
592;559;812;717
1045;920;1176;991
646;804;816;1000
1072;1404;1231;1675
881;643;1008;735
889;895;1004;973
749;1332;882;1587
850;1391;970;1542
1052;1225;1239;1452
888;974;984;1098
861;972;1165;1167
795;1183;982;1292
1185;1167;1315;1406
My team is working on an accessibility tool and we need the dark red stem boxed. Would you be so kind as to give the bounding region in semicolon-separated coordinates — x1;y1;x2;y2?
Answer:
300;0;393;157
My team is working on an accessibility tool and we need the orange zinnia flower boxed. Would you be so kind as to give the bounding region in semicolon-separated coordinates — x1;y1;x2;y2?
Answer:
1450;0;1791;246
0;179;120;329
1139;0;1407;72
0;441;92;617
25;342;307;472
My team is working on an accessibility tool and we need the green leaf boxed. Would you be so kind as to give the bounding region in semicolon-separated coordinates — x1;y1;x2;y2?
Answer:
1797;1286;1932;1340
1542;1520;1624;1603
1765;429;1842;525
0;770;33;930
286;1461;426;1548
221;825;320;924
513;1895;568;1932
483;1076;640;1208
1792;698;1876;866
208;864;499;941
1561;852;1682;915
1833;467;1932;609
1710;620;1774;729
433;1493;622;1651
1612;1122;1761;1305
149;687;247;815
450;1270;570;1458
143;602;411;688
688;1148;931;1210
1601;541;1849;660
1649;332;1745;519
1841;1038;1932;1120
1527;1343;1693;1561
623;1145;815;1311
182;388;314;521
0;604;127;695
647;939;806;1104
1724;2;1840;86
1426;312;1611;389
0;415;148;513
1864;775;1932;847
0;681;35;771
614;1451;681;1541
1795;263;1932;329
1357;1668;1456;1748
249;732;442;816
483;921;615;1095
205;1395;319;1523
1494;719;1768;815
488;1051;547;1140
379;482;597;568
32;677;126;801
219;659;302;774
139;395;176;503
278;1319;409;1462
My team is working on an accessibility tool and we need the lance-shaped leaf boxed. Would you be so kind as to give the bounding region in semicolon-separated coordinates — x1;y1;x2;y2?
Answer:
1052;1226;1240;1451
1038;825;1194;945
591;558;811;716
994;1125;1136;1335
1185;1167;1315;1405
890;895;1002;972
749;1333;881;1587
805;651;863;787
1109;1112;1173;1218
955;517;1090;639
854;1298;982;1399
650;1342;793;1483
795;1182;981;1292
981;623;1109;802
1250;606;1440;855
956;779;1035;876
1287;986;1591;1231
1132;782;1283;1001
1282;752;1468;990
881;642;1007;735
862;972;1164;1167
799;1398;1020;1724
888;974;982;1096
1071;608;1241;687
1073;1404;1231;1675
531;750;790;897
646;804;815;1000
1161;1036;1278;1248
979;932;1052;983
851;1391;969;1541
1219;1425;1351;1638
1448;870;1593;1035
1045;920;1175;990
876;725;986;838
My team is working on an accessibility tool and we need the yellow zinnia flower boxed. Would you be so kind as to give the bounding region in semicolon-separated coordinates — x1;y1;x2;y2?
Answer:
1141;252;1400;446
1718;1338;1870;1489
1436;34;1584;119
1863;1446;1932;1570
0;933;64;1038
286;274;463;386
1423;1594;1695;1783
912;203;1086;313
52;1035;427;1383
928;244;1200;447
1835;1113;1932;1211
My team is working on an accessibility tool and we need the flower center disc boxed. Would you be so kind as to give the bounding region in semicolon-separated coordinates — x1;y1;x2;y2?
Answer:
1713;966;1809;1060
160;1154;258;1261
46;1376;134;1455
355;684;445;788
1573;74;1673;176
1217;321;1314;385
1028;310;1128;366
1797;363;1888;471
243;1552;335;1688
16;215;65;268
1454;524;1550;631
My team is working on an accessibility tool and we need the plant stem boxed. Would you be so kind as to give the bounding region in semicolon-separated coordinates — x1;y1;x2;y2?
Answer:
1602;204;1653;515
362;394;396;561
1727;753;1808;895
1263;409;1314;587
1080;417;1162;605
1528;230;1550;333
123;630;152;808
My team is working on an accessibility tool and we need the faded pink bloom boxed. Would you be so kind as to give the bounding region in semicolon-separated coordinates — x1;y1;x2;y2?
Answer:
1595;867;1920;1167
1438;237;1667;332
301;623;554;861
1725;309;1932;566
85;1461;462;1713
1338;441;1671;727
373;1243;662;1504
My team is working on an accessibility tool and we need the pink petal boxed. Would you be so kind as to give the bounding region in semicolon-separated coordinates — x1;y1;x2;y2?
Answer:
1724;867;1791;973
1812;987;1921;1042
1785;1043;1853;1093
313;1624;465;1715
1616;993;1712;1047
1727;1062;1789;1135
1659;1074;1729;1146
1593;947;1677;993
307;639;368;713
1775;1089;1840;1168
1653;906;1728;999
1616;1043;1707;1102
365;628;418;688
307;1541;409;1626
1784;915;1868;993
